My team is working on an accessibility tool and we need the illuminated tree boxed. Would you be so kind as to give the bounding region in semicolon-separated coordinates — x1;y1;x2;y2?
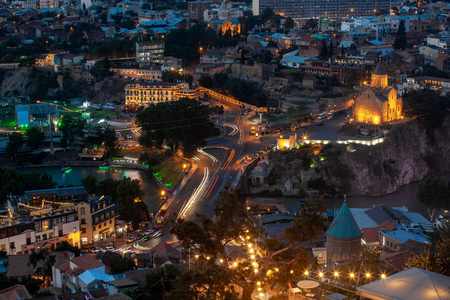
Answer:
171;186;326;299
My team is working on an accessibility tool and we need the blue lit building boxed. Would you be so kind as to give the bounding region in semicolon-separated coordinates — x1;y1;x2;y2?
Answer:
252;0;391;19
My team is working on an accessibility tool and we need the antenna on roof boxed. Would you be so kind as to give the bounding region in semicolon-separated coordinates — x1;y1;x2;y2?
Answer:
343;194;347;203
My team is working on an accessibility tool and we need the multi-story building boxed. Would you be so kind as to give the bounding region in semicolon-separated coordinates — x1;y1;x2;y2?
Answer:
75;196;119;245
111;65;162;81
25;187;88;204
252;0;390;19
0;209;80;255
125;82;197;107
188;0;215;22
136;41;165;64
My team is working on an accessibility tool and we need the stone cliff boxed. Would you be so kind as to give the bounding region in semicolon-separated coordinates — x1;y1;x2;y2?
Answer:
319;117;450;196
265;116;450;197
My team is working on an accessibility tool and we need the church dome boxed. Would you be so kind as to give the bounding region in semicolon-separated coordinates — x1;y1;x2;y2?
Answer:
219;1;228;10
326;203;361;240
372;64;387;76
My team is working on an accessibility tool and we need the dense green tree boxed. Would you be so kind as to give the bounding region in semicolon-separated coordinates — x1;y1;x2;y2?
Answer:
142;2;151;9
260;7;274;22
29;249;55;287
111;256;135;274
212;72;229;89
165;24;216;64
403;90;447;128
98;178;118;200
6;132;24;159
306;18;318;29
329;39;334;58
103;126;117;148
145;264;181;300
26;127;45;150
90;57;113;79
161;70;193;86
137;98;213;157
120;19;135;30
198;74;213;89
165;261;234;299
394;20;406;50
406;224;450;276
59;116;85;147
117;176;146;207
284;17;295;29
117;177;148;229
55;241;81;256
417;176;449;221
81;175;98;194
320;40;328;59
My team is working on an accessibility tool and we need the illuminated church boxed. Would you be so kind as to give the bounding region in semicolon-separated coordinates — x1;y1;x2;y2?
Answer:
353;64;402;124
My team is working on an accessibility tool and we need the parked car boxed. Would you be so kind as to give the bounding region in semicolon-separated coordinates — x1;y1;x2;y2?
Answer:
92;247;103;253
105;245;115;251
144;229;155;236
315;121;324;126
127;135;132;139
127;237;137;243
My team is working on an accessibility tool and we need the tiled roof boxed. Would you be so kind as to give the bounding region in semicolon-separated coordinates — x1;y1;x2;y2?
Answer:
326;203;361;240
372;63;387;75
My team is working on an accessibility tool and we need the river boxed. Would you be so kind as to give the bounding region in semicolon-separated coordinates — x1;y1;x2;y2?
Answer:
18;166;162;212
250;179;432;219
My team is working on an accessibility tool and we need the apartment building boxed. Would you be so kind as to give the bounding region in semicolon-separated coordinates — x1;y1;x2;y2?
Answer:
0;209;80;255
112;65;162;81
125;82;197;106
136;41;165;64
253;0;390;18
188;0;215;22
75;196;119;245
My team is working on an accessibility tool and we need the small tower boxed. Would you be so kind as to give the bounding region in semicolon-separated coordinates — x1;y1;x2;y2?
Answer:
326;201;361;264
370;64;388;89
218;0;228;20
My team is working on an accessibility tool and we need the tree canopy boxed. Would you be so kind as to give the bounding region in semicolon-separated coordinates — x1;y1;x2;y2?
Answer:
103;126;118;148
26;127;45;150
393;20;406;50
137;98;214;157
60;116;85;147
417;175;449;221
6;132;25;159
170;186;326;299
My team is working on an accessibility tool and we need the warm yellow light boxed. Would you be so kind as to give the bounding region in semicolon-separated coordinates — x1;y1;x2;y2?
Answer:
275;268;279;272
258;287;262;291
290;270;294;274
255;269;259;273
183;164;187;169
206;256;210;260
246;236;250;240
350;273;355;278
304;271;309;276
260;293;264;297
161;190;165;195
334;272;339;277
381;274;386;279
373;116;380;124
219;259;223;263
233;262;238;267
257;281;261;286
251;255;255;259
252;262;258;267
249;249;254;253
248;243;252;248
366;273;371;278
195;255;199;259
319;272;323;277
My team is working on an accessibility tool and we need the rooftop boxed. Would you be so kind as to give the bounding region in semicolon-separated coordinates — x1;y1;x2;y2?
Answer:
326;203;361;240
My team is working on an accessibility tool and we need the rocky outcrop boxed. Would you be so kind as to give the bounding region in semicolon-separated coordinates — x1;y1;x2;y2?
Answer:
0;67;36;96
267;117;450;197
319;117;450;196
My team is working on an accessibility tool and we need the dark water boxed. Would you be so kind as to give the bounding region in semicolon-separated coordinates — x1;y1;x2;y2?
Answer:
18;166;162;212
250;179;432;219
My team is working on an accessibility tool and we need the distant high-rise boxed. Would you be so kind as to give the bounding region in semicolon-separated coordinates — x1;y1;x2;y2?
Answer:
252;0;390;18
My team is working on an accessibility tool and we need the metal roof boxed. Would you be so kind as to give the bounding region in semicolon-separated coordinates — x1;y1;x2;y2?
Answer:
326;203;361;240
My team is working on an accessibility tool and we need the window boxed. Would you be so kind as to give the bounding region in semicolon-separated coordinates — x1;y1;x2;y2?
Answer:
42;234;47;240
81;219;86;225
36;235;41;242
81;228;86;234
10;242;15;249
59;229;63;236
80;207;85;215
26;237;31;245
